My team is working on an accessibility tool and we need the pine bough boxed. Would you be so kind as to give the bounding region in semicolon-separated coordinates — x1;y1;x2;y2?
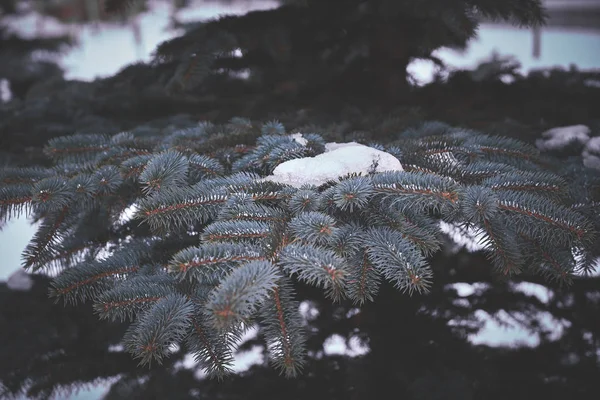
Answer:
1;119;598;378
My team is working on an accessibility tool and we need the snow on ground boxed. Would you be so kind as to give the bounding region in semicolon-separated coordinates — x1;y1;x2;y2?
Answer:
409;22;600;85
535;124;591;151
299;300;320;321
0;79;11;102
466;309;570;347
583;136;600;169
448;281;562;348
511;281;553;303
0;217;39;280
6;269;33;291
439;221;488;252
264;141;403;188
450;282;490;297
323;334;370;357
1;0;278;81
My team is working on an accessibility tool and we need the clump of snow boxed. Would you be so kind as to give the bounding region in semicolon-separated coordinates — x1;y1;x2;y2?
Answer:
465;309;570;348
535;124;590;151
439;221;488;252
289;133;308;146
299;300;320;321
511;281;552;303
7;270;33;291
449;282;489;297
346;308;360;318
583;136;600;170
264;142;403;188
117;203;139;225
0;79;11;102
323;334;369;357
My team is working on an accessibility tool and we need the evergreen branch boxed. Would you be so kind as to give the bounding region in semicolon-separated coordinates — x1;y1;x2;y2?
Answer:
207;260;281;330
483;171;567;200
187;154;225;183
288;211;338;246
186;304;238;378
460;185;500;224
95;146;152;167
137;186;227;233
140;150;189;195
372;171;460;214
0;185;33;220
50;260;139;305
124;294;194;366
31;177;72;214
519;233;575;282
478;216;524;275
201;220;272;243
44;134;110;164
93;166;124;196
460;161;515;182
232;180;293;201
370;206;442;256
169;243;266;282
22;205;70;270
41;239;90;270
167;31;237;91
232;135;299;173
363;227;432;294
261;121;286;136
68;173;100;206
346;250;381;305
332;176;373;212
50;242;150;303
200;172;261;193
288;188;322;214
258;279;306;377
330;223;365;258
467;0;547;26
170;52;213;91
0;167;53;186
94;275;178;321
278;243;347;301
121;155;153;180
497;191;594;245
463;135;541;165
460;186;523;274
218;201;287;223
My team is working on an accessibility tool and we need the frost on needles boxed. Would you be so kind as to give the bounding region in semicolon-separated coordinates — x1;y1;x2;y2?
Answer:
1;119;598;378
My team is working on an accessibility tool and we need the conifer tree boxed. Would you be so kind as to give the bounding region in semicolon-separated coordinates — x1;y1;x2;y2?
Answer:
2;117;598;379
127;0;548;98
2;1;600;398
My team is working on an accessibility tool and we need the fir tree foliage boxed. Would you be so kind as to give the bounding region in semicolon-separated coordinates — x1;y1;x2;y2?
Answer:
144;0;547;96
2;117;599;378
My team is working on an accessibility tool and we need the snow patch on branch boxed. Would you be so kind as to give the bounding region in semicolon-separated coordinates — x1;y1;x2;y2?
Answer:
289;133;308;146
264;141;403;188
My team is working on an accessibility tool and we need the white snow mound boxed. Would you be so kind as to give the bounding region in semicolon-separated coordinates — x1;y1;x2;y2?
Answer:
264;141;403;188
536;124;590;151
583;136;600;170
7;270;33;291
